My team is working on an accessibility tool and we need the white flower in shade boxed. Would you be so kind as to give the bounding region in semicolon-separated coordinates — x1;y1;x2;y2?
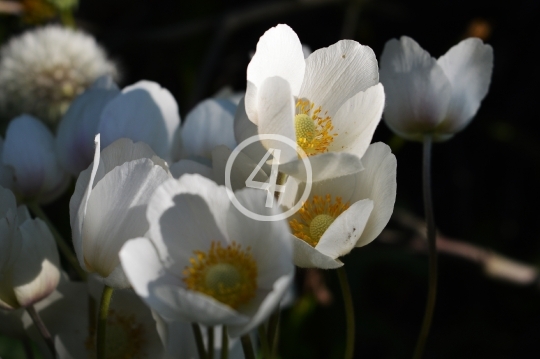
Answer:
243;24;385;181
120;174;294;337
55;76;120;176
70;135;171;288
170;98;237;163
283;143;396;268
0;186;60;310
0;25;118;125
2;115;69;203
380;36;493;141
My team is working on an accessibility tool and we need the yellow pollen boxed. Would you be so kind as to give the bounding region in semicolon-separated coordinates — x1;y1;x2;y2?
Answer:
295;99;337;156
289;195;350;247
183;241;258;309
84;310;146;359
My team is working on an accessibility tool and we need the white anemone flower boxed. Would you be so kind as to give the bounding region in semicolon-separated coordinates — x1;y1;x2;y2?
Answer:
380;36;493;141
0;186;60;310
283;143;396;268
120;174;294;337
70;135;171;288
0;25;117;125
243;24;385;181
2;115;69;203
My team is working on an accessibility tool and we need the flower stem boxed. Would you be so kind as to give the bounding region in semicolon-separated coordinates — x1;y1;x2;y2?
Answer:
240;334;256;359
220;326;229;359
22;337;35;359
337;267;355;359
413;135;438;359
258;324;271;358
27;203;87;281
97;285;114;359
267;308;280;357
59;9;76;28
191;323;207;359
26;305;55;358
207;326;215;359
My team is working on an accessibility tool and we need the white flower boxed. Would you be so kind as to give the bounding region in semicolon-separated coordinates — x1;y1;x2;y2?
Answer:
170;98;237;163
0;25;118;125
120;174;294;337
243;24;385;181
70;135;171;288
283;143;396;268
0;186;60;309
56;78;180;175
1;115;69;203
380;36;493;141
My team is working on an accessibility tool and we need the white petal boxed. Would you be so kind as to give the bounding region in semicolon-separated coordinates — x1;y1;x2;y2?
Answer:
2;115;67;200
82;158;169;280
0;185;16;219
279;152;363;182
55;84;119;176
181;99;237;159
246;24;305;123
225;188;294;288
256;77;297;163
299;40;379;117
436;38;494;134
352;142;397;246
380;37;452;141
169;159;213;179
329;83;385;159
147;175;230;272
98;81;180;160
291;236;343;269
12;218;60;307
315;199;373;258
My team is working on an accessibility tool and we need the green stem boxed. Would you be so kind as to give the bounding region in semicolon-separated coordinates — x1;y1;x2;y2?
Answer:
26;305;55;358
240;334;256;359
27;203;87;281
220;326;229;359
337;267;355;359
59;9;75;28
412;135;438;359
192;323;207;359
267;309;280;357
97;285;114;359
207;326;214;359
257;324;271;358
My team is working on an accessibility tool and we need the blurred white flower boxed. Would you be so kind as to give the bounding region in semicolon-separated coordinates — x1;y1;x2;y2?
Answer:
120;174;294;337
0;186;60;309
283;143;396;268
56;78;181;175
1;115;69;203
243;24;385;181
70;135;170;288
0;25;117;125
380;36;493;141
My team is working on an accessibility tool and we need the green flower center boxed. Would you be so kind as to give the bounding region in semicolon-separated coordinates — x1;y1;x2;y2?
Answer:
309;214;335;243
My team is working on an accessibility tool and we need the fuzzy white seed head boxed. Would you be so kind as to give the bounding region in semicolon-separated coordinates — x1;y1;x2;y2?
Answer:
0;25;118;125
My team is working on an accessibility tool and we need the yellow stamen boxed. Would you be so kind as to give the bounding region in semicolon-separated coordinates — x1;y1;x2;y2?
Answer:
183;241;258;309
295;99;337;156
289;195;350;247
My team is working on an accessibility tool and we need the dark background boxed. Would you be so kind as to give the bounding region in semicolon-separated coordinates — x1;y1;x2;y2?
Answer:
2;0;540;358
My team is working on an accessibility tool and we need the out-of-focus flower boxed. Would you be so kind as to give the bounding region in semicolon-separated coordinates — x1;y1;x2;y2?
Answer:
380;36;493;141
171;98;236;163
243;24;384;181
56;78;180;176
120;174;294;337
0;25;117;125
70;135;170;288
1;115;69;203
283;143;396;268
0;186;60;310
